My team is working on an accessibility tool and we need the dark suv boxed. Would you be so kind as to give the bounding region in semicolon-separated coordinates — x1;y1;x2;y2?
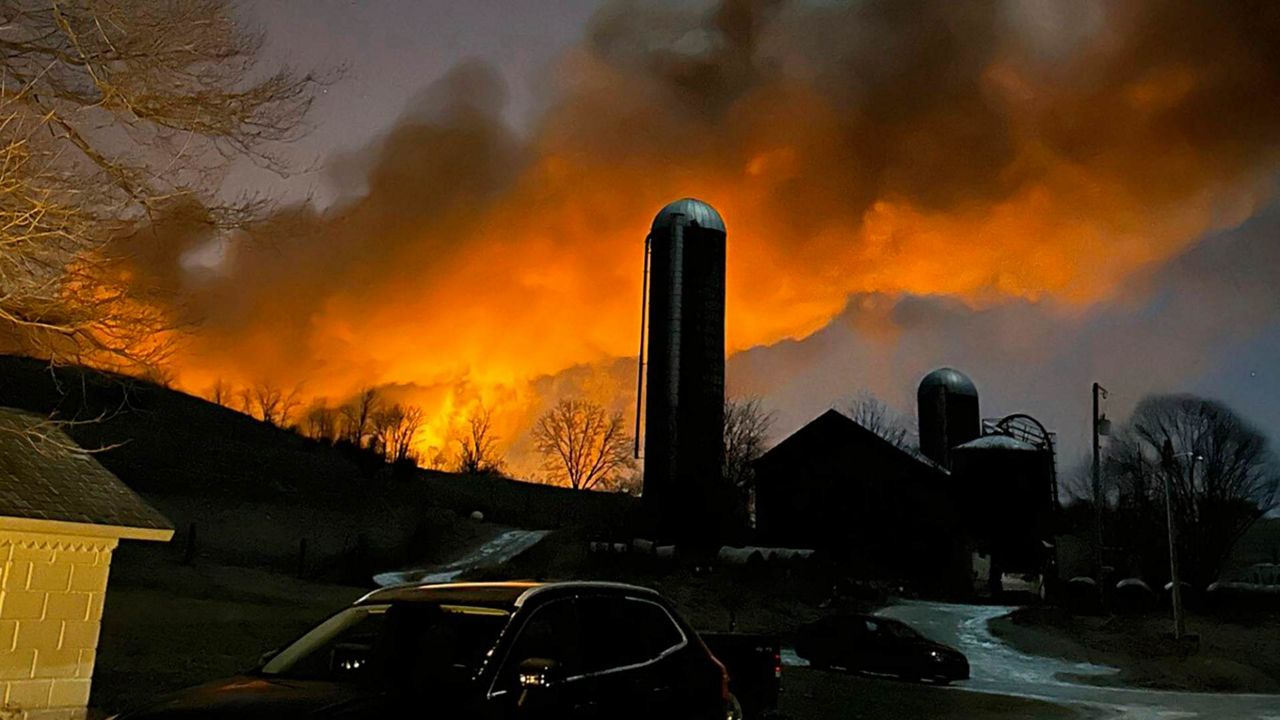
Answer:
113;581;733;719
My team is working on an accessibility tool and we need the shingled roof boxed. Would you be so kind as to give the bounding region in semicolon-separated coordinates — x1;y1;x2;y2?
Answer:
0;408;172;540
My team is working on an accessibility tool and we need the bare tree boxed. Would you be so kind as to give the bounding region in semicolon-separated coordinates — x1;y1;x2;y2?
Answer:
532;399;634;491
1106;394;1280;588
303;400;339;443
0;1;318;375
455;404;503;476
340;387;379;448
393;405;425;463
425;446;449;471
723;397;775;502
244;380;302;427
1059;455;1097;506
205;378;233;407
845;391;912;449
371;403;425;463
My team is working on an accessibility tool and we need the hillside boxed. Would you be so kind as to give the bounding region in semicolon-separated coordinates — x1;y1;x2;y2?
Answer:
0;355;366;499
0;355;638;579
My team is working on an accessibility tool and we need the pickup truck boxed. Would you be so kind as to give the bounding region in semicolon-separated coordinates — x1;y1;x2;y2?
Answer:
702;633;782;719
111;581;751;720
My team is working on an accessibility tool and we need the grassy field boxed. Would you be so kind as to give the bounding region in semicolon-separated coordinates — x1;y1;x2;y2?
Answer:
990;605;1280;693
93;547;368;714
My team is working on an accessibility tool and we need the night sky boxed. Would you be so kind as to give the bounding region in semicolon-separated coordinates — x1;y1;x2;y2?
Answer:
238;0;603;203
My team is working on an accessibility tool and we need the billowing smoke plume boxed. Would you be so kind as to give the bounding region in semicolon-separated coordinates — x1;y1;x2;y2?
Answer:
728;207;1280;463
126;0;1280;473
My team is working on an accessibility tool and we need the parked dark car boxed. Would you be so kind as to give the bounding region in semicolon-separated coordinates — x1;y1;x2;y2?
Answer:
794;614;969;684
112;581;736;720
701;632;781;718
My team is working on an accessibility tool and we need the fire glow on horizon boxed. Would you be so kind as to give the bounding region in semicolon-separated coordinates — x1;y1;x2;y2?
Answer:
121;1;1279;474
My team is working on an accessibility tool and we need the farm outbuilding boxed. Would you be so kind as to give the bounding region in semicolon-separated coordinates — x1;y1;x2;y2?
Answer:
752;409;970;593
0;409;172;720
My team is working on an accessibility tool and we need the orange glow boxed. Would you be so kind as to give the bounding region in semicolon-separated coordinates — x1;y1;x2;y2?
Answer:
160;150;1264;474
136;2;1278;477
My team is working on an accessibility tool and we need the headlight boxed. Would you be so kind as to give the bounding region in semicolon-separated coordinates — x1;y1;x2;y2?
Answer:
929;650;944;661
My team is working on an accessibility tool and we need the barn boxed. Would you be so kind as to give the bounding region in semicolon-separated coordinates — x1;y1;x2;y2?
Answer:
752;409;970;592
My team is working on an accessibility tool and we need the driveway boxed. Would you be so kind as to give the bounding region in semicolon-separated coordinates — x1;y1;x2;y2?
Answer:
875;601;1280;720
371;528;550;586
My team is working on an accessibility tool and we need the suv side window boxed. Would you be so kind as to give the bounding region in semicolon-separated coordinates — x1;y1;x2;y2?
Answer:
498;598;583;687
577;596;685;674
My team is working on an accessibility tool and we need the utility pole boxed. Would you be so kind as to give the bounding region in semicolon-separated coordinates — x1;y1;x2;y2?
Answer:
1162;440;1190;640
1091;382;1109;584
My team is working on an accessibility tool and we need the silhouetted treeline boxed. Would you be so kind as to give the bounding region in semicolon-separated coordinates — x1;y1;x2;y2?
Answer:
205;381;427;469
1065;393;1280;588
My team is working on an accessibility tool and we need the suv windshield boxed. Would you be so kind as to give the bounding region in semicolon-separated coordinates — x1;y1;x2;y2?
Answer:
260;603;510;687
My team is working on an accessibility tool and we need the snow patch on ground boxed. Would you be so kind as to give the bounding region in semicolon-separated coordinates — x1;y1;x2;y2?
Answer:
779;648;809;668
373;529;550;587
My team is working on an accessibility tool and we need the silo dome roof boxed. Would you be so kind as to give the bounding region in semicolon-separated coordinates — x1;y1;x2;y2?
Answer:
918;367;978;397
651;198;726;234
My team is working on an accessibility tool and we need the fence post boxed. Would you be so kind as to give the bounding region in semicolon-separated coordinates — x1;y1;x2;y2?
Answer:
183;522;197;565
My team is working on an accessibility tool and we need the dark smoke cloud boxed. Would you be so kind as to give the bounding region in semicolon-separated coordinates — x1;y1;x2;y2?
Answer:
119;0;1280;472
728;207;1280;464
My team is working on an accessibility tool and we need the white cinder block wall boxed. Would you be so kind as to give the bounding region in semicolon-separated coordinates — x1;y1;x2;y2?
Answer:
0;532;117;720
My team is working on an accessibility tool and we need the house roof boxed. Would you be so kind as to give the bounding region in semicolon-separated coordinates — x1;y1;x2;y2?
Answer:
755;408;948;477
0;408;173;540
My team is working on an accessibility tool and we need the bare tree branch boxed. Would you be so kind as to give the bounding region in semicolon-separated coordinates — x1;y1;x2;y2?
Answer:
845;390;912;449
455;404;503;476
532;398;633;491
0;0;320;380
1104;394;1280;587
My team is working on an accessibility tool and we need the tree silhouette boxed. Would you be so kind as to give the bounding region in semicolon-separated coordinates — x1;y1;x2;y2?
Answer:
455;405;503;476
206;379;234;407
532;399;634;491
1106;394;1280;588
0;0;317;374
303;400;340;443
845;391;912;449
372;403;425;463
723;396;775;524
340;387;379;448
242;381;302;427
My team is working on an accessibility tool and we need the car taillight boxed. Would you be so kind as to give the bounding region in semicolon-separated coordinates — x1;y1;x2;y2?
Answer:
708;653;731;702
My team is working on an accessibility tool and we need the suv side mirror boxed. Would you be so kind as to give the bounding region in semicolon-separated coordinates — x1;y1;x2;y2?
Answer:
517;658;562;690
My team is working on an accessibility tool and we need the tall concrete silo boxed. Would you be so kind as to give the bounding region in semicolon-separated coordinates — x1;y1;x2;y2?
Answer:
917;367;980;469
636;198;726;545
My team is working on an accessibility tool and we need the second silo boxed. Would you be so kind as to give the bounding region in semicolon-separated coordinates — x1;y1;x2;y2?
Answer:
917;367;980;469
951;434;1055;578
640;198;726;544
